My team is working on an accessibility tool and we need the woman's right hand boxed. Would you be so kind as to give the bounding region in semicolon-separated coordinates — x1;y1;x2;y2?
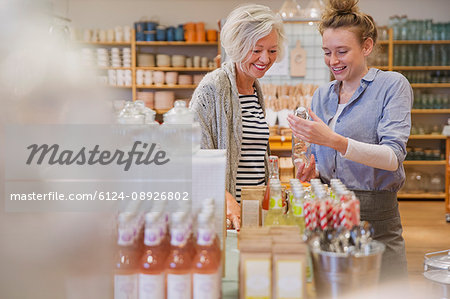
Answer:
295;154;318;182
225;191;241;231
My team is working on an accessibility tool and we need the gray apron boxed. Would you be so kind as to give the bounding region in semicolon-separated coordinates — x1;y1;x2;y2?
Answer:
352;190;408;281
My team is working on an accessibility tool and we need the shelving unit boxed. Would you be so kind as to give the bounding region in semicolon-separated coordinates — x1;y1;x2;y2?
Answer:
77;30;219;105
373;29;450;203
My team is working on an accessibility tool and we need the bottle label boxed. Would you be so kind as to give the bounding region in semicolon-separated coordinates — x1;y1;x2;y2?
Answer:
144;227;161;246
276;260;303;299
269;196;282;209
117;227;134;246
114;274;137;299
197;228;214;246
170;227;187;246
193;273;219;299
293;202;304;217
139;273;164;299
167;273;191;299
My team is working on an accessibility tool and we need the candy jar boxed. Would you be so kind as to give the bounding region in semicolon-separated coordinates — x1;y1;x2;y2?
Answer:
163;100;201;154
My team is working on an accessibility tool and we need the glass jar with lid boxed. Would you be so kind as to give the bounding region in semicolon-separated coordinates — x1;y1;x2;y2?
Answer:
423;250;450;297
163;100;201;154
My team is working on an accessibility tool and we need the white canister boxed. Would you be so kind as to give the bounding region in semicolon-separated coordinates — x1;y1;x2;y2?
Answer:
98;29;106;42
124;26;132;42
165;72;178;85
156;54;171;67
107;29;115;42
185;57;193;68
115;26;123;42
116;70;125;86
153;71;165;85
201;57;208;68
108;70;117;86
144;70;153;85
171;55;186;67
193;56;201;68
136;70;144;85
137;53;155;67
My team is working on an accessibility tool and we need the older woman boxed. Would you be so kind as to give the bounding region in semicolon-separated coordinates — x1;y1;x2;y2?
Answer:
190;4;286;230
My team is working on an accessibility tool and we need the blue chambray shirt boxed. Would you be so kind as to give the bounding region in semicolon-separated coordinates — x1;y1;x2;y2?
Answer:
311;68;413;192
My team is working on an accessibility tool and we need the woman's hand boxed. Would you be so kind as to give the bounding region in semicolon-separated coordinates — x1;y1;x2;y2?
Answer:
295;154;319;182
287;109;348;154
225;191;241;231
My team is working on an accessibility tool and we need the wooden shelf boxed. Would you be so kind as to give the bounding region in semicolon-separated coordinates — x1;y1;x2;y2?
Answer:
98;67;131;70
393;40;450;44
136;41;218;46
411;83;450;88
136;67;215;72
370;66;389;70
77;41;131;46
136;84;197;89
108;85;132;89
393;66;450;71
411;109;450;114
398;192;446;199
409;135;447;139
378;40;389;45
403;160;447;165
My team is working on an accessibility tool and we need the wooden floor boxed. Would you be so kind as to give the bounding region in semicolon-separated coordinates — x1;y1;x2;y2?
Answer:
399;201;450;279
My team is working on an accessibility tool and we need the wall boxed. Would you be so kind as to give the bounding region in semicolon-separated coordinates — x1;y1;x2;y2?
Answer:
56;0;450;30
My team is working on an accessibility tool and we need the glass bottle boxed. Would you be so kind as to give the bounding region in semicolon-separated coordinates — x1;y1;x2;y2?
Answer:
192;213;221;299
114;212;139;299
264;179;286;226
292;107;311;168
291;186;306;234
165;212;192;299
262;156;279;216
139;212;167;299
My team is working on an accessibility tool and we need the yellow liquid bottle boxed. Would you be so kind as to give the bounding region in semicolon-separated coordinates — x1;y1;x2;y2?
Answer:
264;179;286;226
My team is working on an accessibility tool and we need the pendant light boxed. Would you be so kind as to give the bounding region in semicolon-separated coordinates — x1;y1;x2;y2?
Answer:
302;0;324;21
279;0;302;20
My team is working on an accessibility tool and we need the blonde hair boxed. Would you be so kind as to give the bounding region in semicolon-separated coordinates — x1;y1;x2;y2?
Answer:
319;0;377;45
220;4;286;69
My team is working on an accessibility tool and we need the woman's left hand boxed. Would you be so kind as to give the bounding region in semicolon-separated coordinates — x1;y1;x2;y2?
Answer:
287;109;333;147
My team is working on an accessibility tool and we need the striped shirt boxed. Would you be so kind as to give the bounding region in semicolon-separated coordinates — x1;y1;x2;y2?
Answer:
236;93;269;201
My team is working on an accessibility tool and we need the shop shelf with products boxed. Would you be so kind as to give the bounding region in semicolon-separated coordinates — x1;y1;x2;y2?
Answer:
373;27;450;202
135;38;219;113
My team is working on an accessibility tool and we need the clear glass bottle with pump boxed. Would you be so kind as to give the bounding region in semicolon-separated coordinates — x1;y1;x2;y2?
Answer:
292;107;311;168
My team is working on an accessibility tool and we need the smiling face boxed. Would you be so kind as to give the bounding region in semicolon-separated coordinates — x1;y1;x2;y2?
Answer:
322;27;373;84
238;29;279;80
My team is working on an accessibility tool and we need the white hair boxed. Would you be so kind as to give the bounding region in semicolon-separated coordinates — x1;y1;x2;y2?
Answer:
220;4;286;70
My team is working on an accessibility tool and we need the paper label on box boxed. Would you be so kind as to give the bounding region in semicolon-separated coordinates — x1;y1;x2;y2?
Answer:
167;273;191;299
139;273;164;299
276;260;303;299
242;200;260;227
193;272;219;299
245;259;271;299
114;274;137;299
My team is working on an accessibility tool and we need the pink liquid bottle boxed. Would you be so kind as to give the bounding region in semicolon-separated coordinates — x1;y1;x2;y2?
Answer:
114;212;139;299
138;212;167;299
192;212;221;299
165;212;192;299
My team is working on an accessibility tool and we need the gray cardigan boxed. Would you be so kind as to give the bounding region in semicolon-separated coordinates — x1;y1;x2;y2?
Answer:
190;62;270;198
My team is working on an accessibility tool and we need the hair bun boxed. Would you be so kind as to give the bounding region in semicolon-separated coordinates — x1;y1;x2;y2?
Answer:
328;0;359;15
